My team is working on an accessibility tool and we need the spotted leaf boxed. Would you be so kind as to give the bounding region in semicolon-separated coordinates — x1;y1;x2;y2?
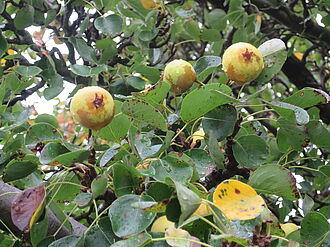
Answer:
213;180;265;221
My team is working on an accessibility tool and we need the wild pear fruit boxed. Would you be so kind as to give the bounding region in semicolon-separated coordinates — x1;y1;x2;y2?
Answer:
70;86;115;130
164;59;197;94
222;42;264;85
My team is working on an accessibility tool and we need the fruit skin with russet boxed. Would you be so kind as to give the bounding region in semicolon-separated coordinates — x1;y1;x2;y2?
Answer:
222;42;264;85
163;59;197;94
140;0;158;10
70;86;115;130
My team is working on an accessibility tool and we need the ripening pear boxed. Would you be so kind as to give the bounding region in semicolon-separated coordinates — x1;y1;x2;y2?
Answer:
163;59;197;94
222;42;264;85
70;86;115;130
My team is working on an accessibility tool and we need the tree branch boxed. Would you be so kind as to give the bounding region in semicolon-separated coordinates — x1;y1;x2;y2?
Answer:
251;0;330;48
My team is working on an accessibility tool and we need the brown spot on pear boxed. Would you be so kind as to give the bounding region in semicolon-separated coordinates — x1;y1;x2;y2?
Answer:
70;86;115;130
163;59;197;94
222;42;264;85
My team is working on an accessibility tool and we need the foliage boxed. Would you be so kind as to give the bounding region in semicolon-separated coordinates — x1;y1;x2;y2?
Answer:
0;0;330;247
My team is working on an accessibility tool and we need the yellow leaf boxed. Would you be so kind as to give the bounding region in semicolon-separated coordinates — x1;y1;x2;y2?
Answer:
1;58;6;66
294;52;303;60
280;223;299;236
256;14;262;24
213;179;265;220
136;158;153;170
190;129;204;148
192;202;211;217
7;49;15;55
151;216;175;233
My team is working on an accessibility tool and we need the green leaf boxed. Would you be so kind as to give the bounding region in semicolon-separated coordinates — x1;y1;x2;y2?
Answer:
173;181;201;226
181;84;236;122
126;77;147;90
48;236;81;247
25;123;62;147
45;9;57;26
49;172;81;201
306;120;330;150
269;101;309;125
109;194;156;238
14;5;34;30
175;5;194;18
184;20;200;41
91;175;108;199
98;147;119;167
205;9;227;30
202;105;237;141
122;0;150;18
15;66;43;77
201;29;221;42
113;163;140;197
69;37;97;64
248;164;299;200
84;217;118;246
146;182;174;202
94;14;123;35
70;64;107;77
110;233;151;247
0;1;4;13
207;134;225;169
284;87;330;108
49;202;73;232
131;200;168;213
35;114;59;128
44;74;64;100
122;99;167;131
3;108;32;131
320;165;330;179
194;56;221;81
256;39;287;83
302;194;314;216
39;142;69;165
139;30;158;41
278;118;309;151
184;149;214;178
3;155;39;182
258;39;286;57
232;135;269;168
0;33;8;58
96;101;131;143
30;213;48;247
49;150;90;167
133;81;171;105
74;193;92;208
149;153;194;183
135;132;162;160
134;64;161;82
300;212;330;246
